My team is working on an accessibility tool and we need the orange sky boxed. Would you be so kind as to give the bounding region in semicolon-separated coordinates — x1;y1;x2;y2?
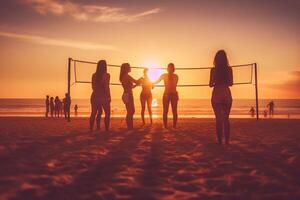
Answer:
0;0;299;99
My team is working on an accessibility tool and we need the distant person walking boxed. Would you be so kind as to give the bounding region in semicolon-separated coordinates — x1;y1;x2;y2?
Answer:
54;96;61;118
267;100;274;117
90;60;111;131
74;104;78;116
63;93;71;121
154;63;179;128
45;95;50;117
50;97;54;117
119;63;140;130
209;50;233;145
139;68;154;125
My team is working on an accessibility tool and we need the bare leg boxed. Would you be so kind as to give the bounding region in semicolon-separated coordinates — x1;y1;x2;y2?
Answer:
96;106;102;130
126;108;134;129
223;102;232;145
125;104;130;129
163;94;169;128
170;96;178;128
64;108;67;119
90;101;98;131
147;96;153;124
212;103;223;144
140;96;146;125
125;98;135;130
102;101;111;131
67;106;70;121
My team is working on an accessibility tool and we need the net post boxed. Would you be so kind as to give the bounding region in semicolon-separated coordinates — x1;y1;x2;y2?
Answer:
67;57;72;122
254;63;259;120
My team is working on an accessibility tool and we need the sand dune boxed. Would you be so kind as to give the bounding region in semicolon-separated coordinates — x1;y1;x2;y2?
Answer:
0;117;300;200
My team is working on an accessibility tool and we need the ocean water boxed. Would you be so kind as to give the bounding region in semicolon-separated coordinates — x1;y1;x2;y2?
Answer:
0;99;299;119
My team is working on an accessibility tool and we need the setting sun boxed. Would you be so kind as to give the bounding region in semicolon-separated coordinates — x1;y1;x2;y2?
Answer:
148;68;163;82
143;60;164;82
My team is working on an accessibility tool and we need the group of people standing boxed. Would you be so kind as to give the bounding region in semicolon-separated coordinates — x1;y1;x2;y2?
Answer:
45;93;71;120
249;100;275;118
89;61;179;131
89;50;233;145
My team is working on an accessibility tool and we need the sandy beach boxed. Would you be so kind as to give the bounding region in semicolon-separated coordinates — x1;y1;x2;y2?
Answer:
0;117;300;200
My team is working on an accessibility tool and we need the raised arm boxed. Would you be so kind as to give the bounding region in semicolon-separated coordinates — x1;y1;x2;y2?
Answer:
209;68;215;87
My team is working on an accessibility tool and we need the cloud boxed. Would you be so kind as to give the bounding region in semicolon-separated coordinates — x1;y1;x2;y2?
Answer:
264;71;300;98
21;0;162;22
0;31;117;51
278;71;300;90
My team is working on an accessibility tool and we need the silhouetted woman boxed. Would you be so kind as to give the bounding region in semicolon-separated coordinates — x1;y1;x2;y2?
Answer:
139;68;154;125
154;63;179;128
45;95;50;118
119;63;140;129
50;97;54;117
209;50;233;145
90;60;111;131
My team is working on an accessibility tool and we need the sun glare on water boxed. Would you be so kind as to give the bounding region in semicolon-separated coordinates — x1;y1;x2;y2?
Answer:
152;98;158;108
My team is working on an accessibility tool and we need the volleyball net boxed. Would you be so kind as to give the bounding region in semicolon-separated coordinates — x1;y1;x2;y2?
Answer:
66;58;259;120
69;58;255;87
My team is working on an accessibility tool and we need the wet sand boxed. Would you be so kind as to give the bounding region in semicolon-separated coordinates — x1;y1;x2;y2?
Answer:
0;117;300;200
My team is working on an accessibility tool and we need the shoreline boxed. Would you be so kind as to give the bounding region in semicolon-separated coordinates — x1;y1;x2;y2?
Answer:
0;114;299;119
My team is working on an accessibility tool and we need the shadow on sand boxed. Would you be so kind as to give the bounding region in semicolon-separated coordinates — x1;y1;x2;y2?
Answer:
0;118;300;199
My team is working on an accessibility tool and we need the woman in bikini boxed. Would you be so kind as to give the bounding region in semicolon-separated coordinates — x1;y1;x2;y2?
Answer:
119;63;140;129
209;50;233;145
139;68;154;125
154;63;179;128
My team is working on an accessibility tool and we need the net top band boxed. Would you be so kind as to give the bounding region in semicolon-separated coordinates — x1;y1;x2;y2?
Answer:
71;58;255;70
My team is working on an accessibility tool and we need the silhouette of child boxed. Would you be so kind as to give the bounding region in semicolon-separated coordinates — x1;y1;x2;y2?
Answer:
249;106;255;118
74;104;78;116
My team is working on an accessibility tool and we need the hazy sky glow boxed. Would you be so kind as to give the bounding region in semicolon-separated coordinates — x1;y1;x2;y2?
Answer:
0;0;299;99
